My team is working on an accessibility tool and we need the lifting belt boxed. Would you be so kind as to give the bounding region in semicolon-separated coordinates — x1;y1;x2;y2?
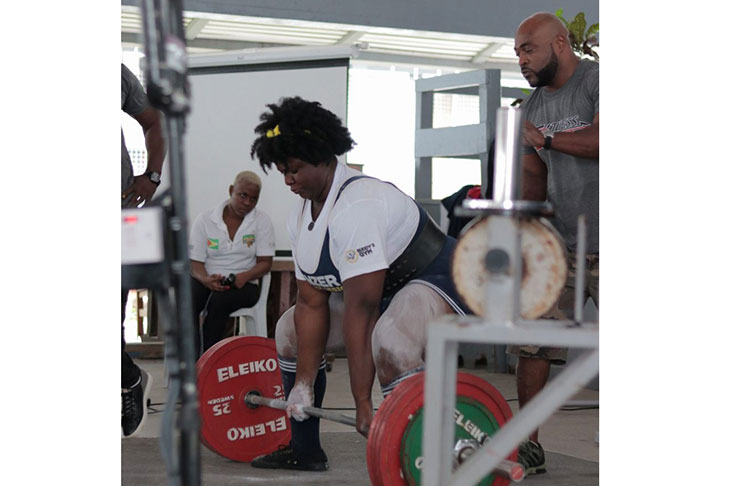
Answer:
337;175;447;297
382;203;447;296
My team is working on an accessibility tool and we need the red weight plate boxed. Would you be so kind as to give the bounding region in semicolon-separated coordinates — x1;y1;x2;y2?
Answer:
367;393;388;485
376;374;424;486
368;374;427;485
366;376;413;486
373;372;517;486
367;382;410;485
368;382;405;485
196;337;251;454
196;336;291;462
197;338;230;365
196;337;247;454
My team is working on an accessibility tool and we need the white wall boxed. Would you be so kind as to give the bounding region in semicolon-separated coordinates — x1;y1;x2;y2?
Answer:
181;63;348;253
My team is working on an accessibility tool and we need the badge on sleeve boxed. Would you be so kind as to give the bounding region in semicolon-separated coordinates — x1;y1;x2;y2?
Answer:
345;249;359;263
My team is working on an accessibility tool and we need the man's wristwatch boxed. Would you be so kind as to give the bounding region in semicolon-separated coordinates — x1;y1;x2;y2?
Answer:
542;130;554;150
145;171;161;186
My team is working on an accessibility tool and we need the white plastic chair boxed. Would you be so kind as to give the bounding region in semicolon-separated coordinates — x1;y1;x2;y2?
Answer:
229;273;271;338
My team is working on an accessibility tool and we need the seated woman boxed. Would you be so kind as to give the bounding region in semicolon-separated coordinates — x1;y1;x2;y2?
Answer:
189;170;275;354
248;97;469;471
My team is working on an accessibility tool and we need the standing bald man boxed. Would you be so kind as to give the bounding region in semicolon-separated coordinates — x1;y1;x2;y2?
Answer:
509;12;599;476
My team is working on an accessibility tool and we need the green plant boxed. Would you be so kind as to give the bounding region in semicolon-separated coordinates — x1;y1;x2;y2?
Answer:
555;9;599;61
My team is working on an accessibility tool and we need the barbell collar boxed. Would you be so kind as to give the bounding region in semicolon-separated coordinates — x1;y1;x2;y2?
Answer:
457;445;524;483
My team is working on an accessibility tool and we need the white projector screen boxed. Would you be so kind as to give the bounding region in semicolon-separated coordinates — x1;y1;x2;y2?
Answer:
180;58;349;255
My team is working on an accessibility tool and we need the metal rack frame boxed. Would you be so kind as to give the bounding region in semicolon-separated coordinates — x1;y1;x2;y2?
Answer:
420;107;599;486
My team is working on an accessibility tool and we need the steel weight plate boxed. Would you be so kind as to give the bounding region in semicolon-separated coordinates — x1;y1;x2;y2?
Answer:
452;216;568;319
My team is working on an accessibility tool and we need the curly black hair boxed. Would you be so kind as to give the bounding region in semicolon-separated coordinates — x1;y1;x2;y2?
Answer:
250;96;356;171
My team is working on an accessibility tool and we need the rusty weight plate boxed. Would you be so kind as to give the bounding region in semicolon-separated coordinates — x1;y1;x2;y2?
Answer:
452;216;568;319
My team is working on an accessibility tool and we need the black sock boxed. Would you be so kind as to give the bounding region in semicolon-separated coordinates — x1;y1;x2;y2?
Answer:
279;359;327;461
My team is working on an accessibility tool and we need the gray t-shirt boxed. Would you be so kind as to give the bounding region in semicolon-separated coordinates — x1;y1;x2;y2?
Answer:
520;60;599;254
121;63;149;202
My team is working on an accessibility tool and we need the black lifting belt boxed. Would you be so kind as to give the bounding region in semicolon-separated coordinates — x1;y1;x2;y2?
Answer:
383;206;447;295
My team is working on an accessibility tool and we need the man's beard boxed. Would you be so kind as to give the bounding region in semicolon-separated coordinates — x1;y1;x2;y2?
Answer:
533;48;559;87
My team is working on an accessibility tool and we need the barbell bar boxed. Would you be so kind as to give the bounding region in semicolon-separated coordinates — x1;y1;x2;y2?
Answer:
245;391;356;427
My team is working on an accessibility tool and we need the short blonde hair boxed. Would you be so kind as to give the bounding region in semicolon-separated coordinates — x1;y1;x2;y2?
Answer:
233;170;262;190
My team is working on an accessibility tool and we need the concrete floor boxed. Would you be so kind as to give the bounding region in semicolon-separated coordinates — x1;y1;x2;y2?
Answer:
122;356;598;485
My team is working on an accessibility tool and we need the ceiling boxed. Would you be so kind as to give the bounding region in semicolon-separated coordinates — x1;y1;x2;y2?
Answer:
120;5;524;76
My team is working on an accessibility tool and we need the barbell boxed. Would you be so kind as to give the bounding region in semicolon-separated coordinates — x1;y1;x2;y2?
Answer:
196;336;524;485
244;392;357;426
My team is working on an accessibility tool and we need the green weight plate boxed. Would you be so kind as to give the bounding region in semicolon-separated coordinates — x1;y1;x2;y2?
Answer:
372;372;516;486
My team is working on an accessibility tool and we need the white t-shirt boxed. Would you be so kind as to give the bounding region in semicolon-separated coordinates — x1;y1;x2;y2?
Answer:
287;164;419;291
189;201;275;280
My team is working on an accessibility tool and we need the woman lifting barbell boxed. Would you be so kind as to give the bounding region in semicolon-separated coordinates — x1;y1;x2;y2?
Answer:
248;96;470;471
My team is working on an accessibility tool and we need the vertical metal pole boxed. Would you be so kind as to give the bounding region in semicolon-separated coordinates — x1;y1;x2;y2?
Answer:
415;90;434;201
485;216;521;324
140;0;200;485
422;323;459;486
491;107;523;206
485;107;524;323
167;117;201;486
480;70;501;198
574;215;587;323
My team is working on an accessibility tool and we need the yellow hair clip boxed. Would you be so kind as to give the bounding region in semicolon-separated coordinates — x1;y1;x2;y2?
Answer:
266;124;281;138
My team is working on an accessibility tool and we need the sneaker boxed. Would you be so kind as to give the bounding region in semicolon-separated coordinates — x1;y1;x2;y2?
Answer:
122;370;152;438
251;445;328;472
518;440;546;476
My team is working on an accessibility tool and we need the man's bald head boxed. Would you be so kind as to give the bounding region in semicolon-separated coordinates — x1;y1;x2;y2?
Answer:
517;12;569;43
514;12;577;88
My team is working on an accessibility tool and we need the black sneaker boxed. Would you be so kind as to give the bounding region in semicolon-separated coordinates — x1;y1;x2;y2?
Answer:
518;440;546;476
251;445;329;472
122;370;152;438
